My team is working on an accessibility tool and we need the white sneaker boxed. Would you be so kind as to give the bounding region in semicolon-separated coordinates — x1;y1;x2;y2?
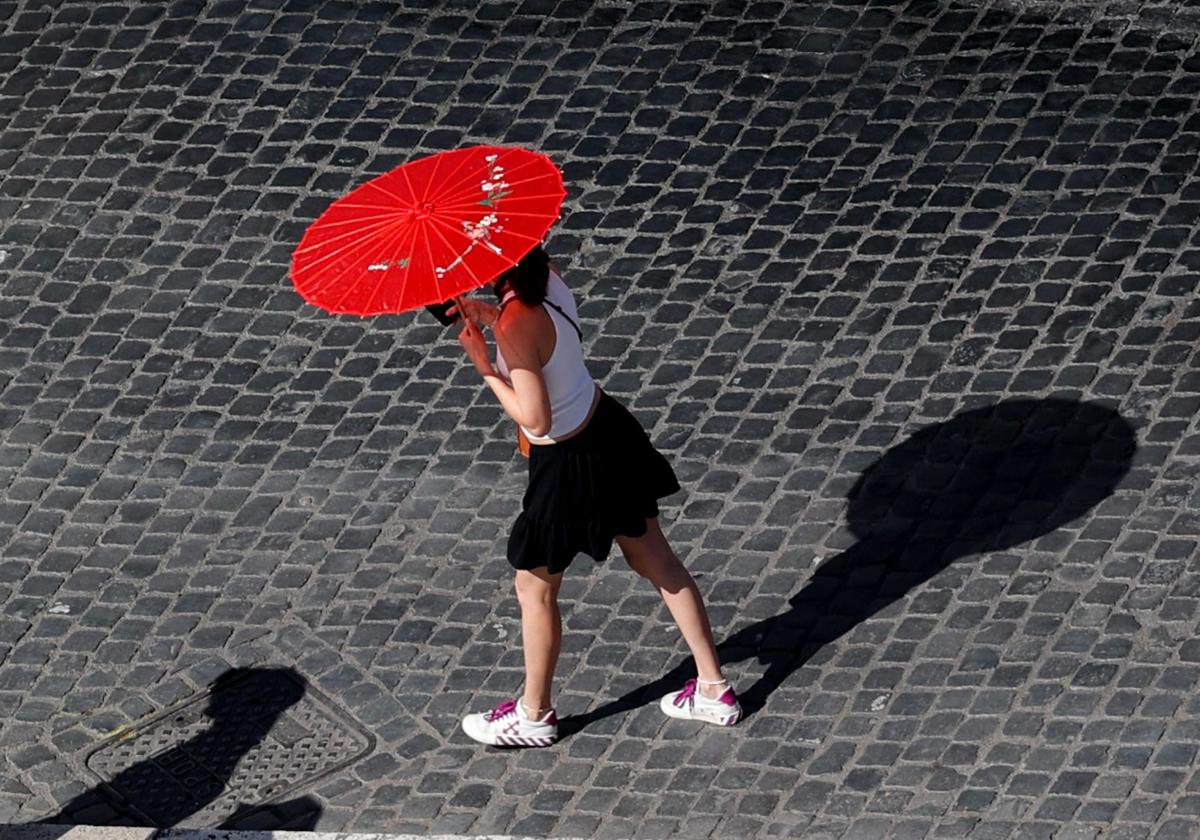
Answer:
660;679;742;726
462;698;558;747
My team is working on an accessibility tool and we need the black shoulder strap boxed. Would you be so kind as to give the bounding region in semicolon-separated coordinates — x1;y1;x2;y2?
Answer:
542;299;583;342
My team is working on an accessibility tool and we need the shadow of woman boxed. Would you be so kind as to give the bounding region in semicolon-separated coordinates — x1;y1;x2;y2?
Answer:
37;667;321;832
561;397;1136;736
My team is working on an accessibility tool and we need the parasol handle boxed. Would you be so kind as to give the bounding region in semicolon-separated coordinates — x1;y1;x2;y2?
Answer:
453;295;471;330
456;294;493;335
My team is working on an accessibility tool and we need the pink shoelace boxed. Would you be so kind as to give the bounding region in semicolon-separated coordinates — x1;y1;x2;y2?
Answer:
673;679;697;707
486;698;519;721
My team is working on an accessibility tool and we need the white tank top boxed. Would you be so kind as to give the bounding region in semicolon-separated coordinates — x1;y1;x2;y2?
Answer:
495;271;596;442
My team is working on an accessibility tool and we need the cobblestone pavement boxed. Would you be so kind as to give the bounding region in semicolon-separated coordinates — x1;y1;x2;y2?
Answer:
2;0;1200;838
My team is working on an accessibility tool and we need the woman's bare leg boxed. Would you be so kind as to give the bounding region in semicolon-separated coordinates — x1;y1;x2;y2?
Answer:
615;518;727;698
514;566;563;715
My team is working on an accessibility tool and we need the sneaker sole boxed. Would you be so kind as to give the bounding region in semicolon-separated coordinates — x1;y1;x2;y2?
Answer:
494;734;558;747
660;698;741;726
462;718;558;747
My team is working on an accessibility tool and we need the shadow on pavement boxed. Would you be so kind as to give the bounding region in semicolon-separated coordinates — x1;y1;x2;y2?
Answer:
561;397;1136;735
35;667;321;833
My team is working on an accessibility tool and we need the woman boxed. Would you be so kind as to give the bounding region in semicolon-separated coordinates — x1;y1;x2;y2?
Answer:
450;245;739;747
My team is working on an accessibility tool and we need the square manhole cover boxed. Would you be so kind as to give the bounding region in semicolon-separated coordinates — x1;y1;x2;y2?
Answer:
82;667;375;828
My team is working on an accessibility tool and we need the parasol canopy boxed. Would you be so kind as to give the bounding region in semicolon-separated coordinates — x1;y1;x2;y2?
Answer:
291;145;566;316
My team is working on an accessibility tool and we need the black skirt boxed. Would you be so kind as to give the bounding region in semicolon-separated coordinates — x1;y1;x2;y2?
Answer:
507;389;681;575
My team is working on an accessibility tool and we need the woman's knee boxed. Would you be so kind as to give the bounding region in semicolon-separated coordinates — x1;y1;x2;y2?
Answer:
514;568;561;608
649;554;691;591
619;533;686;585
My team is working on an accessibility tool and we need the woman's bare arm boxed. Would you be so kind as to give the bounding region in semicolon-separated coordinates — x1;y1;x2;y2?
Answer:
483;312;552;436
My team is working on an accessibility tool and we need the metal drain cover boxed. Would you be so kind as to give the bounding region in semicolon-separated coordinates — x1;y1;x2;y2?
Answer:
82;667;375;829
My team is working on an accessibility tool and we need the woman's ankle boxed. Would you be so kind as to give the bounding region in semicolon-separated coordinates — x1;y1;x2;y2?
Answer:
521;697;553;718
697;676;728;699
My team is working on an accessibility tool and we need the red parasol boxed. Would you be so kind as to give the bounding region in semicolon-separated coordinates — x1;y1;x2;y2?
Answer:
290;146;565;316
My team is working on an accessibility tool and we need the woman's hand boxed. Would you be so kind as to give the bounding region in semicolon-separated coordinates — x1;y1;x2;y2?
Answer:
458;318;496;378
448;298;499;329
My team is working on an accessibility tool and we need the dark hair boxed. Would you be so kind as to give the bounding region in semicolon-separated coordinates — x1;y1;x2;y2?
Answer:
493;244;550;305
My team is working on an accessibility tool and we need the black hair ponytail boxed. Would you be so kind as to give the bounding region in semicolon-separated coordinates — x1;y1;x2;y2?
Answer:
493;244;550;305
